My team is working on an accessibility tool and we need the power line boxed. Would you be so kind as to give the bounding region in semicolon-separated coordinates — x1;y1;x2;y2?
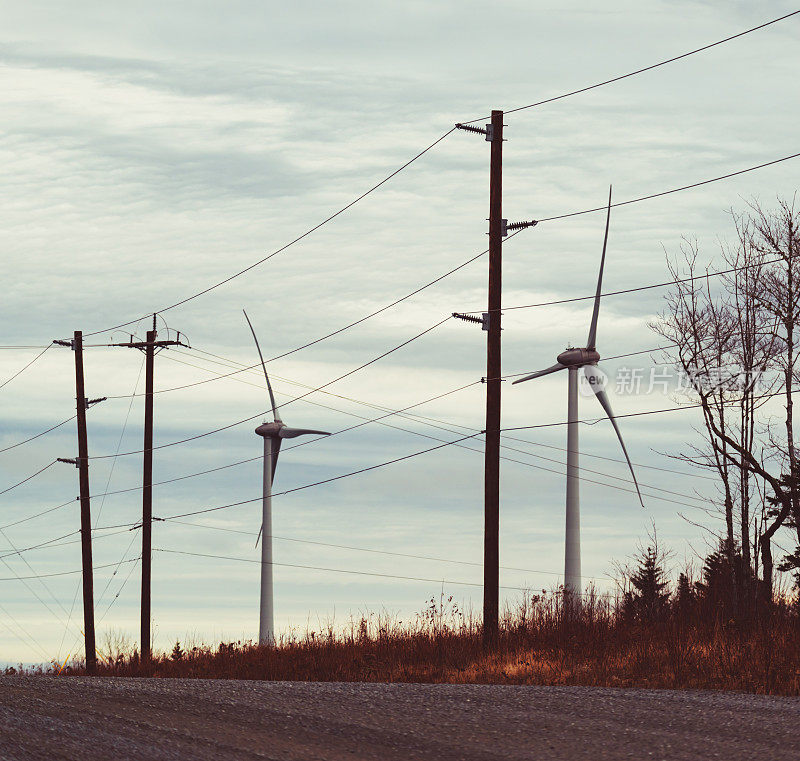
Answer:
501;432;717;482
82;388;710;520
0;460;57;497
68;13;798;342
0;416;75;456
0;344;51;391
503;385;800;433
89;316;452;460
153;547;536;593
88;146;800;403
0;558;139;582
0;498;76;531
150;245;756;397
97;546;140;622
95;355;146;528
102;246;492;401
210;346;714;484
94;178;789;404
0;527;134;562
159;431;485;522
59;529;143;667
0;336;711;532
85;433;487;527
464;10;800;121
81;346;715;513
89;380;480;501
154;547;623;599
0;599;50;662
165;520;638;583
537;153;800;225
162;349;478;436
0;526;84;640
85;386;799;528
53;363;132;665
0;377;481;534
243;250;487;369
83;128;457;338
465;255;792;316
0;531;79;561
100;425;708;529
225;380;709;506
486;437;708;505
155;346;717;486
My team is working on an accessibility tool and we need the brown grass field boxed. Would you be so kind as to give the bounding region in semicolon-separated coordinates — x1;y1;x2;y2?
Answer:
40;592;800;695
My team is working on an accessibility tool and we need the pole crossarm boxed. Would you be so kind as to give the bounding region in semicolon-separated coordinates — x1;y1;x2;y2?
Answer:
109;339;188;350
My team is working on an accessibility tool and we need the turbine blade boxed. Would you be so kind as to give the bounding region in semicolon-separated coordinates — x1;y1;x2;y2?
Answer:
243;309;279;422
586;185;612;351
512;363;567;384
256;437;283;546
271;436;282;482
278;427;332;439
582;365;644;506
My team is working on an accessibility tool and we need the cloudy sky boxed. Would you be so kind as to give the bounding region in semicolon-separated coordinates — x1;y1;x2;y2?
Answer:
1;1;798;664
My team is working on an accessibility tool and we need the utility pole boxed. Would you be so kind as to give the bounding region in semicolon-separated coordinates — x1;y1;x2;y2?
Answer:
455;112;536;647
111;316;186;669
484;109;503;646
53;331;106;675
141;326;155;669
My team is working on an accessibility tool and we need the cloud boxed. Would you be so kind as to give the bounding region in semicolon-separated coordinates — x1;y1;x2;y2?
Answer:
1;0;799;661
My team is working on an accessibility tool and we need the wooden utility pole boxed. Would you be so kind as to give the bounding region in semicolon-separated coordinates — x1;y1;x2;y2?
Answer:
54;331;98;674
455;113;535;646
141;327;155;668
75;331;98;674
111;317;186;670
483;109;503;646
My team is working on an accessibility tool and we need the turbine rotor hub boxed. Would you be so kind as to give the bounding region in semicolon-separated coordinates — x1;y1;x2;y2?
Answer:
556;347;601;367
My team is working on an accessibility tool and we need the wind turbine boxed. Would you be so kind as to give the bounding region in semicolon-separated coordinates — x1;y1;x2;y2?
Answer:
513;188;643;600
243;310;331;646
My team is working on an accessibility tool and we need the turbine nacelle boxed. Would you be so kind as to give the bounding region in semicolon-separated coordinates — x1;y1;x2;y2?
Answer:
556;347;600;367
255;421;283;438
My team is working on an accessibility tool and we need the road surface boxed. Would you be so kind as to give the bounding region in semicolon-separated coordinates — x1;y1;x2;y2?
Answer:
0;676;796;760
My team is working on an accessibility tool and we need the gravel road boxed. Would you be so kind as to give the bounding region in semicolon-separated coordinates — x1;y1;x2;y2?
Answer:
0;676;797;760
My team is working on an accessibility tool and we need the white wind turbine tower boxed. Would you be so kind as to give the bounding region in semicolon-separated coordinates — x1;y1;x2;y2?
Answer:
244;310;331;646
513;188;643;600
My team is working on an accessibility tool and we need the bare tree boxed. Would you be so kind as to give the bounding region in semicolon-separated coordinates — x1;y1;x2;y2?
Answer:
651;197;800;601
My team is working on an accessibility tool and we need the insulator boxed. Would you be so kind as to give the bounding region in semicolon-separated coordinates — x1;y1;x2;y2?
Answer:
452;312;483;325
455;123;488;136
506;219;538;232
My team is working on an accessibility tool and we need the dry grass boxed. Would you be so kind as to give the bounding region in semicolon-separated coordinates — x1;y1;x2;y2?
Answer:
53;592;800;695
